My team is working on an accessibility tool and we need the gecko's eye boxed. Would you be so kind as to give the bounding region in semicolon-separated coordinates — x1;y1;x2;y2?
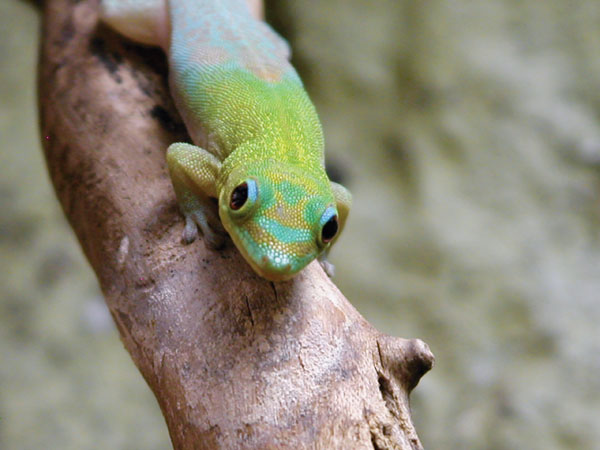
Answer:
321;216;338;243
229;179;258;214
230;183;248;210
318;207;338;246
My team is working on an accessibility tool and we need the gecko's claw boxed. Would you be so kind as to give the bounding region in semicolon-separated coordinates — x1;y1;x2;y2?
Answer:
182;215;199;244
319;257;335;278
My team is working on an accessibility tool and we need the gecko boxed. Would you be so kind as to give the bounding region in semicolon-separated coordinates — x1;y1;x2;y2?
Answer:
100;0;351;281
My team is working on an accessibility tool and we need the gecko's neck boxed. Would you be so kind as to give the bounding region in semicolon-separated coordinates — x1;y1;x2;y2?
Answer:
218;135;327;191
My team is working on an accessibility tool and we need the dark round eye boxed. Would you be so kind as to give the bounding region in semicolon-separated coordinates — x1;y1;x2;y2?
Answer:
230;182;248;210
321;215;338;243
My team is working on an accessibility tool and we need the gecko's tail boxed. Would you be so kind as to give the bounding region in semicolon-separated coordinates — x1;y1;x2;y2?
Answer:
99;0;169;49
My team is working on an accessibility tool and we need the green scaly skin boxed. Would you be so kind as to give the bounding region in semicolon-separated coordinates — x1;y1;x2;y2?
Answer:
101;0;352;281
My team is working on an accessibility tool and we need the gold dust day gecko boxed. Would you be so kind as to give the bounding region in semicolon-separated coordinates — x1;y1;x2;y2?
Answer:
100;0;351;281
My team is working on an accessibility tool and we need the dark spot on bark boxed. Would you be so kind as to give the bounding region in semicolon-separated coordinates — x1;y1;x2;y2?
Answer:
89;36;122;82
244;296;255;327
135;274;155;288
371;432;384;450
150;105;178;132
270;282;278;303
122;40;169;77
377;374;394;406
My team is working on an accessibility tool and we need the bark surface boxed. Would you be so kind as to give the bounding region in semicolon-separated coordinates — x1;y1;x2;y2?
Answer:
38;1;434;448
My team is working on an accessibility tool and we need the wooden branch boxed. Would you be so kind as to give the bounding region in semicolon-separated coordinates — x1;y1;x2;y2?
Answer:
38;1;434;448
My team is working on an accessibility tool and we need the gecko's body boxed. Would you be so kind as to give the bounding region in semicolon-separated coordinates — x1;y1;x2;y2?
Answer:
101;0;351;280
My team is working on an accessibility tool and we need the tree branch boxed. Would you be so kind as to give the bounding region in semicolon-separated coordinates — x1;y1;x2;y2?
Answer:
38;1;434;448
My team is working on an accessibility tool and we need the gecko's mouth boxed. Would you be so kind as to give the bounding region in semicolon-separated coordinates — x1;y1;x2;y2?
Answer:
243;247;316;282
247;254;296;281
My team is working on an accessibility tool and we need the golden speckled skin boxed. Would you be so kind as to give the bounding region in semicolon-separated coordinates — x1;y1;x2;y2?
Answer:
101;0;351;280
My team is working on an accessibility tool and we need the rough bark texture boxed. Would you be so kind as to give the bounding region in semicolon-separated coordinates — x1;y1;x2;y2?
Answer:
38;1;434;448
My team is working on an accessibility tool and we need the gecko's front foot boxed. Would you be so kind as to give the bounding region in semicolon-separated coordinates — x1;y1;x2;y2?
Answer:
182;210;227;249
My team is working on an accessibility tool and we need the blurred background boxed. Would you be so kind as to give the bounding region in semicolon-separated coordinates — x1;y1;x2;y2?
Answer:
2;0;600;448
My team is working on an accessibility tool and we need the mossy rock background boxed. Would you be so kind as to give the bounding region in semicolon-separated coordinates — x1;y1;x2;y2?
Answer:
2;0;599;448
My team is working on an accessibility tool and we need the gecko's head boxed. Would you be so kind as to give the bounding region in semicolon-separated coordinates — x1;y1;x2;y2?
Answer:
218;162;339;281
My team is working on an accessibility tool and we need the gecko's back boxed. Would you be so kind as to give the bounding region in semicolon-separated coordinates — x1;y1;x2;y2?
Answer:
168;0;324;164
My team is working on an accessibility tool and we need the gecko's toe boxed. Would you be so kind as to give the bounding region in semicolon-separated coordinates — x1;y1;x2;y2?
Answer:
182;215;199;244
319;259;335;277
